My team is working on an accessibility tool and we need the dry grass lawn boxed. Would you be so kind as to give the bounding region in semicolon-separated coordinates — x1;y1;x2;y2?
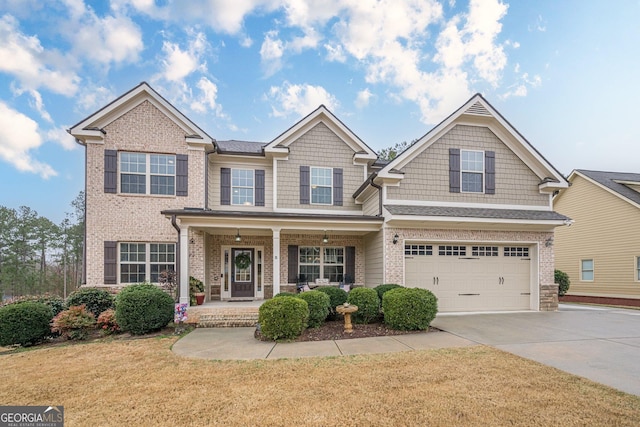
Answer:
1;336;639;426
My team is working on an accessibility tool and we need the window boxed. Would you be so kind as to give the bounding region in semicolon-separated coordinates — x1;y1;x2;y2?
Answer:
299;247;344;282
439;245;466;256
461;150;484;193
120;243;175;284
405;244;433;256
310;167;332;204
637;257;640;281
504;247;529;258
120;153;175;195
472;246;498;256
581;259;594;281
231;169;254;205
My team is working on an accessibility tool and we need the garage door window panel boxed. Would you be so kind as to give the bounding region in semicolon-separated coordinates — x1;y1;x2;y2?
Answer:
581;259;594;281
472;246;498;256
439;245;466;256
405;244;433;256
504;247;529;258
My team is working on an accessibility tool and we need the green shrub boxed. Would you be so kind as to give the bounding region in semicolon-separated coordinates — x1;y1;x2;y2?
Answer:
383;287;438;331
316;287;348;316
0;302;53;346
555;269;571;297
1;294;65;316
189;276;204;305
66;288;114;318
97;309;120;335
115;283;174;335
374;284;403;302
273;292;298;298
51;305;96;340
297;290;330;328
259;297;308;340
347;287;380;324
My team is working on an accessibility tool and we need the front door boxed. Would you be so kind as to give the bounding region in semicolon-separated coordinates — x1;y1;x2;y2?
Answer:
231;248;254;298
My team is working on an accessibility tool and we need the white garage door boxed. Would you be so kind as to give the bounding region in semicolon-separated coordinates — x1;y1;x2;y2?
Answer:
404;243;531;312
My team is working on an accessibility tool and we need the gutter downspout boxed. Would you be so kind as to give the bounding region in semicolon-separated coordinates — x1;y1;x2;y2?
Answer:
171;214;181;301
369;174;383;217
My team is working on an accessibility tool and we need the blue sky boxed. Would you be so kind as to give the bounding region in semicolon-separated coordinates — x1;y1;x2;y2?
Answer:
1;0;639;223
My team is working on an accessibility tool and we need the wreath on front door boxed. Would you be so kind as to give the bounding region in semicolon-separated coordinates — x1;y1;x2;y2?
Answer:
234;252;252;270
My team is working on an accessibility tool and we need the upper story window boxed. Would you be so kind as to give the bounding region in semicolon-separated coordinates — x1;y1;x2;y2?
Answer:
120;152;176;195
232;169;254;206
461;150;484;193
311;167;332;204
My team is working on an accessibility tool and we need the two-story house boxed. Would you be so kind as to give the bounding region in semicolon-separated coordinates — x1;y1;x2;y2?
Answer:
69;82;569;312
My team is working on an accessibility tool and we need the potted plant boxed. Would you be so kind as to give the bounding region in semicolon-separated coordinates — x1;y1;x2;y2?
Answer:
189;276;205;305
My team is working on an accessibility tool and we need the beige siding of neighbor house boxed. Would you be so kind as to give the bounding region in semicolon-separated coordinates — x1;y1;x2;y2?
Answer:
363;229;384;287
207;157;273;211
554;175;640;299
84;100;206;288
276;122;365;211
386;125;549;207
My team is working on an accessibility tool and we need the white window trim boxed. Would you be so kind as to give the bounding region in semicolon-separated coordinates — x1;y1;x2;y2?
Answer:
460;149;485;194
231;168;255;206
119;152;176;196
310;166;333;205
119;242;176;284
299;246;345;283
581;258;594;282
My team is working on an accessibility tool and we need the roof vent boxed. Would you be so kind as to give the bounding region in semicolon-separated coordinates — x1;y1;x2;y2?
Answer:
465;101;491;116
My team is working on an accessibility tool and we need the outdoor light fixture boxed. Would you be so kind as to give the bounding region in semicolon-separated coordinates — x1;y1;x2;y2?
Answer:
392;233;399;244
545;237;554;247
235;230;242;242
322;233;329;244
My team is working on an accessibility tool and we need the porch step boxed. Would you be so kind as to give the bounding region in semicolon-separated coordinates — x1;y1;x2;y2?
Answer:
192;307;260;328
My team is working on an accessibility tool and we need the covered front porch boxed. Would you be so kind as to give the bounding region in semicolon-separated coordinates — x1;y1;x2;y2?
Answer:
162;209;383;306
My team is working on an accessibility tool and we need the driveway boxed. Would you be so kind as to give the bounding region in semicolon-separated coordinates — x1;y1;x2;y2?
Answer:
431;304;640;396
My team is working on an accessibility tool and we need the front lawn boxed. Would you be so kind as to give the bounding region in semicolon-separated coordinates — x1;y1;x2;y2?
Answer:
1;337;638;426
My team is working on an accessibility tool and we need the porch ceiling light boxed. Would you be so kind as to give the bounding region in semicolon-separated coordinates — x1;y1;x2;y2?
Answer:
235;230;242;242
322;233;329;244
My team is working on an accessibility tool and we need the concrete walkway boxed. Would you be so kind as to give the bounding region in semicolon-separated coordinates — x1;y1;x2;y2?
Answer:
172;328;476;360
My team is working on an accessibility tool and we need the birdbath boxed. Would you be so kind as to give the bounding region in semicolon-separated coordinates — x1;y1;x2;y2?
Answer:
336;303;358;333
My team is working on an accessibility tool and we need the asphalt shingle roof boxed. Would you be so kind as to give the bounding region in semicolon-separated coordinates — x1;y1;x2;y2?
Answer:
576;170;640;207
384;205;570;221
216;139;267;154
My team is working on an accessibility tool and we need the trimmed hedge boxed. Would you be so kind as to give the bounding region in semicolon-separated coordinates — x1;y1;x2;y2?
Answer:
297;290;330;328
555;269;571;297
66;288;114;318
347;287;380;324
316;287;348;316
274;292;298;298
0;302;53;346
115;284;174;335
1;294;65;316
259;296;308;340
383;287;438;331
374;284;403;302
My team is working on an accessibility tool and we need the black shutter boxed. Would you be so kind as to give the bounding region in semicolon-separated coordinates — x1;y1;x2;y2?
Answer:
104;150;117;193
104;241;117;284
288;245;299;283
449;148;460;193
485;151;495;195
176;154;188;196
255;169;265;206
300;166;310;204
220;168;231;205
333;168;343;206
345;246;356;284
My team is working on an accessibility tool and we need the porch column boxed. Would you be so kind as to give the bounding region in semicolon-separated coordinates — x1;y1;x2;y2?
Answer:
272;227;281;296
179;226;189;305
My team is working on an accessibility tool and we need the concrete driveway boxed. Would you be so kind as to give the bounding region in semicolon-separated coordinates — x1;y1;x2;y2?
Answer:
431;304;640;396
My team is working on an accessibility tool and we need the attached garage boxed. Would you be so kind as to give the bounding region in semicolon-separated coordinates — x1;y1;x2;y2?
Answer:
404;243;533;312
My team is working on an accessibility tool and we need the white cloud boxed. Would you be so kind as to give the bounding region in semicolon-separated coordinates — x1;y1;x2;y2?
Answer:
0;14;79;95
355;88;373;108
76;85;116;112
260;30;285;75
0;102;56;179
268;82;338;117
500;72;542;100
46;127;77;151
192;77;226;118
324;43;347;62
160;31;209;82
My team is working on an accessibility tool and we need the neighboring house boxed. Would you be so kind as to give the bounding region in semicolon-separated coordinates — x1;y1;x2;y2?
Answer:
69;82;570;312
553;170;640;305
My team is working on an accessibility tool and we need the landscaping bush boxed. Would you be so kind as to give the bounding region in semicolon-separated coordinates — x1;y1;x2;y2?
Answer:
97;308;120;335
51;305;96;340
258;296;308;340
1;294;65;316
189;276;204;306
374;284;403;302
66;288;114;318
297;290;330;328
555;269;571;297
115;283;174;335
347;287;380;324
273;292;298;298
316;287;348;316
0;302;53;347
383;287;438;331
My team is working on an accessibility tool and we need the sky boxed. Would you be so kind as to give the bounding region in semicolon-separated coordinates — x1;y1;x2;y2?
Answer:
0;0;639;223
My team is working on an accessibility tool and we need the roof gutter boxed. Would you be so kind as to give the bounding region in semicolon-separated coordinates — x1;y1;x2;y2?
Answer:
369;174;383;217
